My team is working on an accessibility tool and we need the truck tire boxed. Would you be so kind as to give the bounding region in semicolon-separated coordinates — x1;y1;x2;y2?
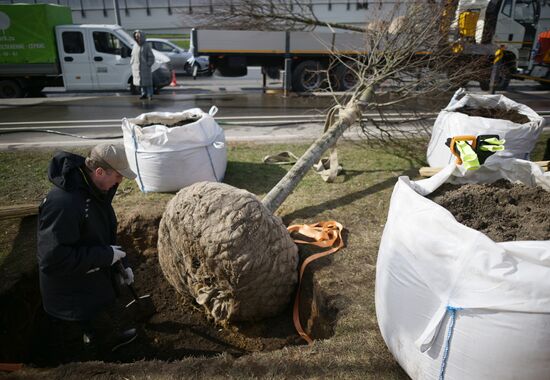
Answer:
184;62;196;76
215;66;247;77
292;60;324;92
479;80;490;91
0;80;23;98
487;58;514;93
335;63;358;91
490;66;511;92
536;71;550;89
262;66;280;80
26;86;44;97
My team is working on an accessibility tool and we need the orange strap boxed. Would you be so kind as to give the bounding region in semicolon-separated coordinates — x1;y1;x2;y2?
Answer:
287;221;344;344
0;363;23;372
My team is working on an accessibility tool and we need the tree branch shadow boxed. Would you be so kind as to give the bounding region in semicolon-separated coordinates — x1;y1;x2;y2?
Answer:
282;168;419;222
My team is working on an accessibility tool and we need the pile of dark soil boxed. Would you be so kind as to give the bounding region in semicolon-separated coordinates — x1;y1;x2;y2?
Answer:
30;253;302;366
429;179;550;242
3;209;336;367
140;117;201;128
454;106;530;124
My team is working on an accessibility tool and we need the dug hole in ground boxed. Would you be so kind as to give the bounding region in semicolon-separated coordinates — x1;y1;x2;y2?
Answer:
0;197;339;367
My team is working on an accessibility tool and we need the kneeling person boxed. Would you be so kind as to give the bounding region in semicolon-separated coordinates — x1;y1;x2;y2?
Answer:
37;144;138;356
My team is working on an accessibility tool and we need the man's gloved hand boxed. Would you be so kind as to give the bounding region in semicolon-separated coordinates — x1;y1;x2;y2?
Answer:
110;245;126;265
119;267;134;285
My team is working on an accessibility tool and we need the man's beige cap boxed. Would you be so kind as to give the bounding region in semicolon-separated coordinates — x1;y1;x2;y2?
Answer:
90;144;137;179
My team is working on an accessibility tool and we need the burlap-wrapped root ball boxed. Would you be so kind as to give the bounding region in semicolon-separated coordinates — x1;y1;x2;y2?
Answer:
158;182;298;323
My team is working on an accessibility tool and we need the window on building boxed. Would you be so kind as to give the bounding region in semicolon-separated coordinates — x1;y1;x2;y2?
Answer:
357;1;368;10
62;31;85;54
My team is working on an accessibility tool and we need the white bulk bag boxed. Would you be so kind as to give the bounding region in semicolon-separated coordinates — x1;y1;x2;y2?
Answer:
122;107;227;192
376;159;550;380
427;89;544;167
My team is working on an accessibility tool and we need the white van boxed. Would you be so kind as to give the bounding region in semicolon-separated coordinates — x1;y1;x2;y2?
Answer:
55;24;171;94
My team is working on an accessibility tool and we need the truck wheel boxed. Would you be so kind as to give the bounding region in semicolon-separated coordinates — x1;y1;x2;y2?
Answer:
537;80;550;90
494;68;511;91
335;64;358;91
26;87;45;98
488;63;512;93
292;61;324;92
215;66;247;77
0;80;23;98
262;66;280;80
479;80;490;91
184;63;193;76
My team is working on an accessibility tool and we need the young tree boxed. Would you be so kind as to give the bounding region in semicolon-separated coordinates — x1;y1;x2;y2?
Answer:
262;1;480;209
159;0;484;325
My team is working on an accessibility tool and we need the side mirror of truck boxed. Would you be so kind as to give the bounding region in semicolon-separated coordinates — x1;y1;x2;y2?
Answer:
120;46;131;58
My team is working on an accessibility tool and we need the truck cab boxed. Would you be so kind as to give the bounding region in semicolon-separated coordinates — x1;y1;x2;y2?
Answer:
490;0;540;69
451;0;549;90
56;25;132;91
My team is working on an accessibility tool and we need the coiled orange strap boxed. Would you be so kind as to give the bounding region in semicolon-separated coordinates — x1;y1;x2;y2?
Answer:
287;221;344;344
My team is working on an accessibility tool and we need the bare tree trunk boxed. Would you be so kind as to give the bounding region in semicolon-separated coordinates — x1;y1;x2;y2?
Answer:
262;86;374;213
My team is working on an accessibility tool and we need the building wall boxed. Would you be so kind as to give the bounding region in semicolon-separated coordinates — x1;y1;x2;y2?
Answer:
0;0;409;33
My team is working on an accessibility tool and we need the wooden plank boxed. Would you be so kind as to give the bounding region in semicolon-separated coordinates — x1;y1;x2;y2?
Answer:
0;204;39;221
419;161;549;177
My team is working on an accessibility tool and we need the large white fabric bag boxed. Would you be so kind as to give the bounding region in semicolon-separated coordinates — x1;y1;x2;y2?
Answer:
122;107;227;192
427;89;544;167
376;159;550;380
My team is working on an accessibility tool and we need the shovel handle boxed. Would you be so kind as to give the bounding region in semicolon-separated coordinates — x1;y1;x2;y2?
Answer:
115;261;140;302
115;261;128;279
126;283;140;301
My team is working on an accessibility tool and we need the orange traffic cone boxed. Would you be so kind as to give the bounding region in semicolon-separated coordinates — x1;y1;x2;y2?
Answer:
169;70;177;87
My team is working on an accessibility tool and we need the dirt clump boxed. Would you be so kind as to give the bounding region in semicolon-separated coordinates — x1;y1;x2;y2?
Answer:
429;179;550;242
158;182;298;323
139;116;201;128
454;106;530;124
117;208;162;257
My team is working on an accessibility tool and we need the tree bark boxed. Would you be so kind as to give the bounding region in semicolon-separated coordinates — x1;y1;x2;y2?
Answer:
262;86;374;213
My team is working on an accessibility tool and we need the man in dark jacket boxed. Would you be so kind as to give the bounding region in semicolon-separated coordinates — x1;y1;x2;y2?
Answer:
37;143;137;356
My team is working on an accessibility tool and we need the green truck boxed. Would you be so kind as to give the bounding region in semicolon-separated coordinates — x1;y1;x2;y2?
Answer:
0;4;170;98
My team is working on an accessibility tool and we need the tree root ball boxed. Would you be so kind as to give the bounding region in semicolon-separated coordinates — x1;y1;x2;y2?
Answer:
158;182;299;323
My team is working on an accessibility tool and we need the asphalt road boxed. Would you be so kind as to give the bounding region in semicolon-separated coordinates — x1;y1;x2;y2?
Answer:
1;67;550;150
